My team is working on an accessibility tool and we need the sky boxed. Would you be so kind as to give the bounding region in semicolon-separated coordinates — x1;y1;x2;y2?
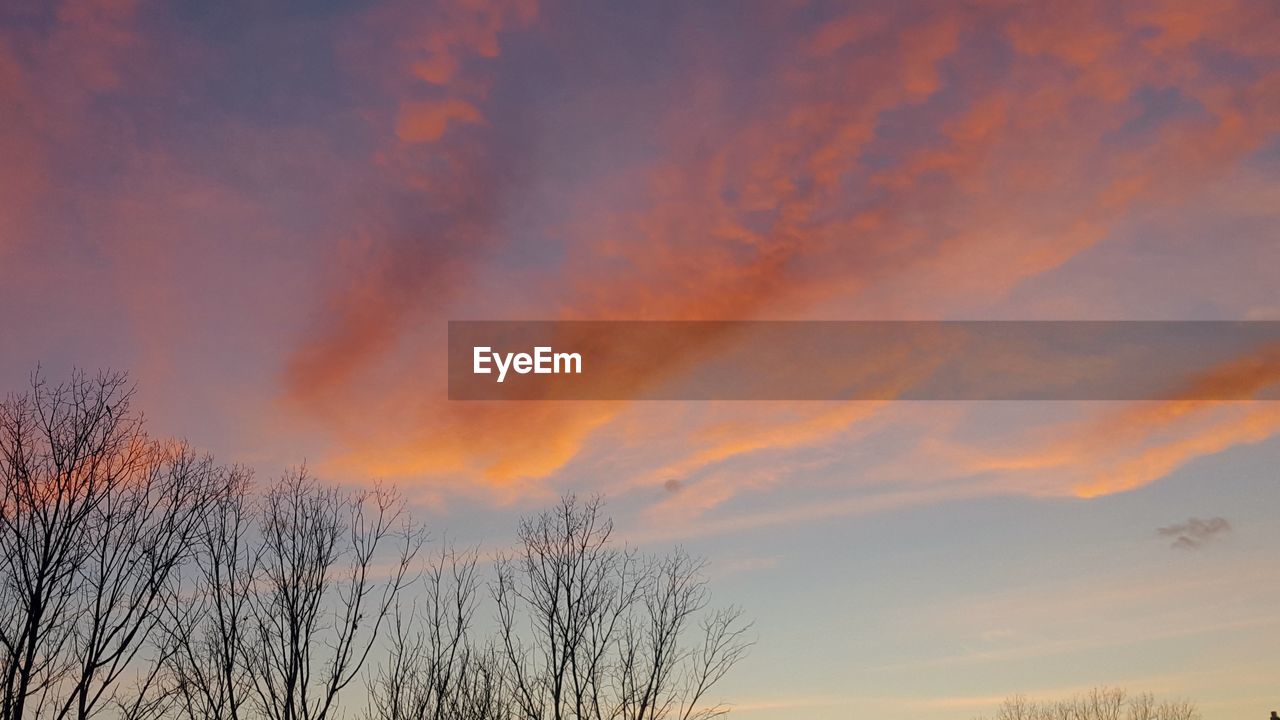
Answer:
2;0;1279;717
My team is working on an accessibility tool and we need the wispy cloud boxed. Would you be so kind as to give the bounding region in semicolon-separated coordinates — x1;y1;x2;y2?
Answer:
4;0;1278;529
1157;516;1232;550
280;0;1280;506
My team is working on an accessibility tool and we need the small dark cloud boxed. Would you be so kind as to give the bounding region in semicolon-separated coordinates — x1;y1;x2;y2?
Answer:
1157;516;1230;550
662;478;683;494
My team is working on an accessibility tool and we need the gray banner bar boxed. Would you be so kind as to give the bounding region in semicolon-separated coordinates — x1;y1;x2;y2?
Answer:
448;321;1280;401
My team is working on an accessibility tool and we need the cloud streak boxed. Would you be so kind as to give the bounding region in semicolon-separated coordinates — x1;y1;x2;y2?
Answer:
1157;516;1231;550
271;2;1280;520
3;0;1278;531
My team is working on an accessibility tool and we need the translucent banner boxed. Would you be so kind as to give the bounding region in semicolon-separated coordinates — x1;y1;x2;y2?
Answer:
448;321;1280;401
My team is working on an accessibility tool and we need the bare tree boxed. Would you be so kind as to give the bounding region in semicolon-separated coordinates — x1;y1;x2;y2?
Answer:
2;372;750;720
493;495;752;720
0;370;230;720
367;545;513;720
159;468;256;720
241;469;422;720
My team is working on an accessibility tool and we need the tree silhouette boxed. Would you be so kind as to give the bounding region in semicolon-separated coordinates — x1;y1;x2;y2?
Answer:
163;469;423;720
1;371;753;720
976;687;1200;720
491;495;752;720
0;371;232;720
366;545;513;720
159;467;255;720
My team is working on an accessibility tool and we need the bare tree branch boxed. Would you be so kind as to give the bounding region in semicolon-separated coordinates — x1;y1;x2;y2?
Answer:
0;370;232;720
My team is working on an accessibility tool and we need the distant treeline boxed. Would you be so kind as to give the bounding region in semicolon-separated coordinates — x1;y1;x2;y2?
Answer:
975;687;1200;720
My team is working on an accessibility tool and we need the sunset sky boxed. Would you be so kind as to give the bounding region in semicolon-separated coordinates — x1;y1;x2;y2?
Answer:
2;0;1279;717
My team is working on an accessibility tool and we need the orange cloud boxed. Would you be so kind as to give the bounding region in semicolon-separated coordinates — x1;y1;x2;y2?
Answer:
1073;403;1280;498
1;0;1275;545
284;0;539;407
396;98;483;143
273;1;1280;515
946;342;1280;499
641;402;884;491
